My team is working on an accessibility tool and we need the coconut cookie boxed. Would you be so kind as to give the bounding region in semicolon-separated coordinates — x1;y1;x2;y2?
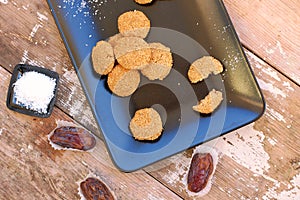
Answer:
118;10;151;38
129;108;163;141
91;41;115;75
134;0;153;4
107;64;140;97
193;89;223;114
107;33;123;48
141;42;173;80
114;37;151;70
188;56;223;83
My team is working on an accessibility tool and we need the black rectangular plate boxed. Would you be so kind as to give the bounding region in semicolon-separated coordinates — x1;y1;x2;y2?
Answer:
47;0;265;172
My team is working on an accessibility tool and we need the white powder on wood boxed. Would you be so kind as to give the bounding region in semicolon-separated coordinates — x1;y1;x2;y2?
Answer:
13;71;56;114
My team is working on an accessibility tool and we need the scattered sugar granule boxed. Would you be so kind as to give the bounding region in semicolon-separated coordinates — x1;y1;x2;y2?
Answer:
13;71;56;114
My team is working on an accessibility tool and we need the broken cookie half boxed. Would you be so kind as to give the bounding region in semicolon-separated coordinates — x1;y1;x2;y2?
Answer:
193;89;223;114
188;56;223;83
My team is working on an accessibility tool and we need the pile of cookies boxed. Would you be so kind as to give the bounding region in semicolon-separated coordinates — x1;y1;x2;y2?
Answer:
91;9;224;141
91;10;172;141
92;10;173;97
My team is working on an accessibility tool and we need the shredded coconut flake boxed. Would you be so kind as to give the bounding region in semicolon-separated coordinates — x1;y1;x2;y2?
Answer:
13;71;56;114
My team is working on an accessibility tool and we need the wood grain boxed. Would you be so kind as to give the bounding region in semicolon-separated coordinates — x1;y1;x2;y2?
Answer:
0;0;299;199
144;49;300;199
223;0;300;85
0;0;101;137
0;66;181;200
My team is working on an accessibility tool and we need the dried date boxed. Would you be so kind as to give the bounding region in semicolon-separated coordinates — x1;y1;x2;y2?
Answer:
80;177;115;200
187;153;213;193
50;126;96;151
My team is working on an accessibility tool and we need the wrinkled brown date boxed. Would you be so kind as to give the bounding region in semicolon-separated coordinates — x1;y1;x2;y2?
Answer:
50;126;96;151
187;153;213;193
80;177;115;200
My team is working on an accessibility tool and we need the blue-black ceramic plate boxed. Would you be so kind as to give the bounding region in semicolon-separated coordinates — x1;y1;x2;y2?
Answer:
47;0;265;171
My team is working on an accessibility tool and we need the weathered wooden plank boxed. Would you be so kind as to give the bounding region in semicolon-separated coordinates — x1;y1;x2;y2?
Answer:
1;0;300;199
0;0;101;137
144;49;300;199
0;66;181;200
223;0;300;85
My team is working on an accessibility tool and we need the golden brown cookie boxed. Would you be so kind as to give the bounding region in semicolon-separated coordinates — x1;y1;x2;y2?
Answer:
192;89;223;114
134;0;153;4
114;37;151;70
91;41;115;75
107;33;124;48
118;10;151;38
129;108;163;141
141;42;173;80
107;64;140;97
188;56;223;83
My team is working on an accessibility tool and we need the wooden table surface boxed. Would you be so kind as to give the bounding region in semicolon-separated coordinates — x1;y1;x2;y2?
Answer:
1;0;299;199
